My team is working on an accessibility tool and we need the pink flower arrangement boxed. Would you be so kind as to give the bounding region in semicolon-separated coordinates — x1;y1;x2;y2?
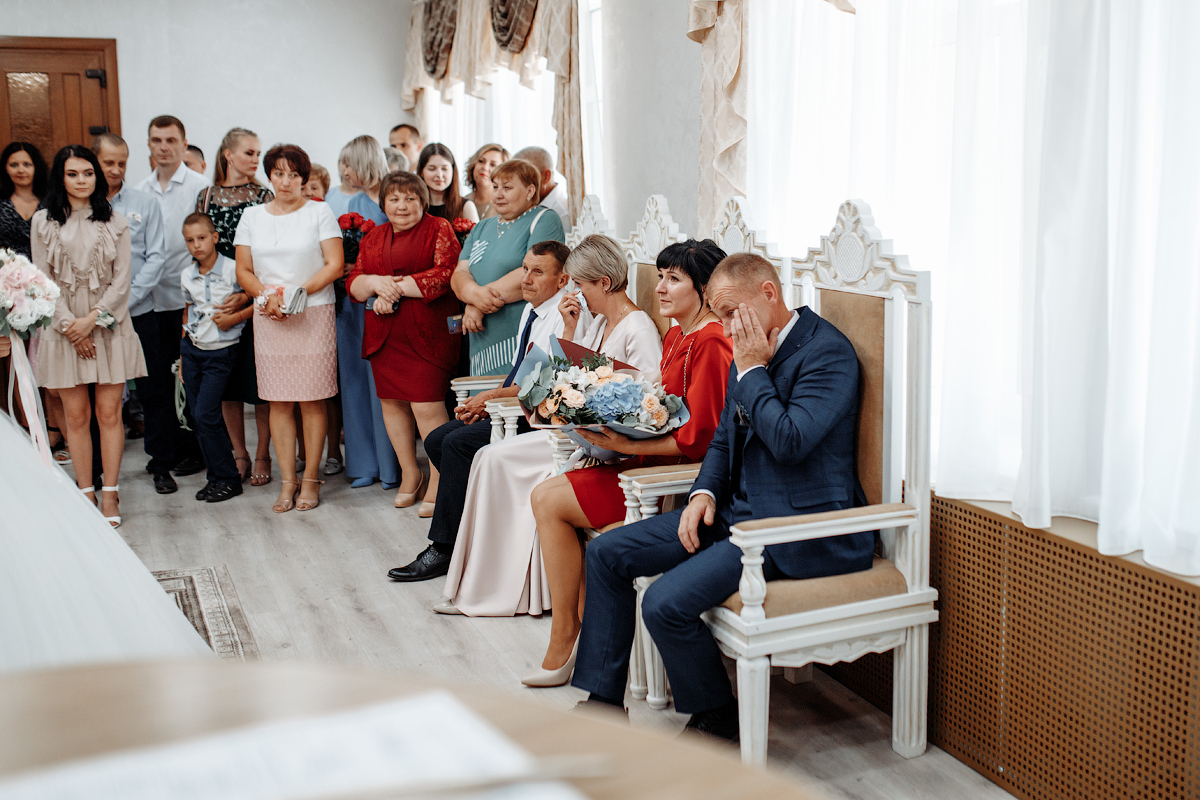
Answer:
0;250;60;339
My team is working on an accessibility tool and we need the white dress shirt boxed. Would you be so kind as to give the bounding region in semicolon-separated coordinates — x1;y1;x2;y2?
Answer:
134;162;210;312
540;183;571;234
511;286;592;368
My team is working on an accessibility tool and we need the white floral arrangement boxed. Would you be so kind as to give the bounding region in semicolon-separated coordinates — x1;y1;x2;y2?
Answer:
0;249;60;339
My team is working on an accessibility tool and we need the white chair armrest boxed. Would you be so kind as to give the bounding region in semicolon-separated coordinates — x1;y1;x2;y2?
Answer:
450;375;506;404
728;503;917;549
486;398;526;440
623;464;702;501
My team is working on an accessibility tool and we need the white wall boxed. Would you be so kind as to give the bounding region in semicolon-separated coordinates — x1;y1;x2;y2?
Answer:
602;0;701;237
7;0;417;186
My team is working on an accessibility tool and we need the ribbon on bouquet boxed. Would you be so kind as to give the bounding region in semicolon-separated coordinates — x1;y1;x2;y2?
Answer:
6;333;53;468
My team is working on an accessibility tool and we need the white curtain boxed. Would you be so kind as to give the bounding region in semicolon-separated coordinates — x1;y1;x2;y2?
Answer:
746;0;1200;574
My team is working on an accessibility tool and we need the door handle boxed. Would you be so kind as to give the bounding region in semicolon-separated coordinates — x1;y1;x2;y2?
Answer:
85;68;107;88
89;125;110;136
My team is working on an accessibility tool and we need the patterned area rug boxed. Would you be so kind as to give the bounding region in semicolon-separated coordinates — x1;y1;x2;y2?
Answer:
152;565;259;661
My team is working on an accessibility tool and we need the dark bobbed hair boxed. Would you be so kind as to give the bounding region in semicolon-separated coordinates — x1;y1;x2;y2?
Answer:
379;171;430;212
0;141;49;199
263;143;311;183
416;143;465;220
656;239;728;299
528;239;570;271
44;145;111;225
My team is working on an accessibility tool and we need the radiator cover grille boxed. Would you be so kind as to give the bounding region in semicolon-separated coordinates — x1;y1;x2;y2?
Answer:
819;494;1200;800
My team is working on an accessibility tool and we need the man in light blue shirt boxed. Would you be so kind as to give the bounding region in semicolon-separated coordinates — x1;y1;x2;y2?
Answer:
94;133;166;319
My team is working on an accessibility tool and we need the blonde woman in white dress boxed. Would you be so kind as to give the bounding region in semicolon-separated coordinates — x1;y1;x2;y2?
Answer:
438;235;661;618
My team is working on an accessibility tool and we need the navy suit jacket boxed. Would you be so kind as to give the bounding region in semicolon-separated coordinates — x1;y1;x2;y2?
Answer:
691;306;874;580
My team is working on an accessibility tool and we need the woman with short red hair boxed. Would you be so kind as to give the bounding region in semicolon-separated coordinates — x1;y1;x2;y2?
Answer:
234;144;343;513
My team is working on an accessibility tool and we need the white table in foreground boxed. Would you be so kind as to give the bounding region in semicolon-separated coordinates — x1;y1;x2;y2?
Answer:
0;659;825;800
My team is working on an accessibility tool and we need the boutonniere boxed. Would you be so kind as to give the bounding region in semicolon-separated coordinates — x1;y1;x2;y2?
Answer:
127;212;142;223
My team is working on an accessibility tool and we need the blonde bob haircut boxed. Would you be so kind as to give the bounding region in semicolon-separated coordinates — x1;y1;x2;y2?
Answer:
339;135;388;190
489;158;541;193
565;234;628;294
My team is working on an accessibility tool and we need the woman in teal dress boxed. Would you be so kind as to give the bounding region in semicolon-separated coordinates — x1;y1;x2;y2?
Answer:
451;159;565;375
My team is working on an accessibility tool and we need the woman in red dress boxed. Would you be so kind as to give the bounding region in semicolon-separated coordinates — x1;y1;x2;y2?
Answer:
523;239;734;686
348;172;461;510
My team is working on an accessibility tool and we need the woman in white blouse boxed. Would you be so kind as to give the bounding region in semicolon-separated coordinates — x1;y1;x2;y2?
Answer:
437;235;662;618
234;144;343;513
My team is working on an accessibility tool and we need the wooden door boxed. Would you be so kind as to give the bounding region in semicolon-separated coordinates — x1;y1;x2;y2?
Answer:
0;37;120;164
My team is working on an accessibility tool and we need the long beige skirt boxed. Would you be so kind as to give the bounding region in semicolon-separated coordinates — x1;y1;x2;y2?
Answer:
443;430;557;616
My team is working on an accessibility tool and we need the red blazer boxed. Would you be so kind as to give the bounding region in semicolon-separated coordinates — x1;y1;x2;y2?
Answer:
347;213;461;365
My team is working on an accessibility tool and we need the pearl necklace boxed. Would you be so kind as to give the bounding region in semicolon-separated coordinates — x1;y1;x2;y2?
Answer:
496;206;534;238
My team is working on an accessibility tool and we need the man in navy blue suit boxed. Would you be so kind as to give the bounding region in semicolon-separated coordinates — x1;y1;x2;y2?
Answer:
570;253;874;742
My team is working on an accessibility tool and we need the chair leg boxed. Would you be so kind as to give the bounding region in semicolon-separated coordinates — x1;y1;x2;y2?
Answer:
629;579;648;701
635;575;669;709
783;664;813;684
736;655;771;766
892;624;929;758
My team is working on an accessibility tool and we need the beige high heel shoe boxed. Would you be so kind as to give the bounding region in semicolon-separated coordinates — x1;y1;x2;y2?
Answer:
272;480;299;513
394;471;428;509
297;478;324;511
521;637;579;688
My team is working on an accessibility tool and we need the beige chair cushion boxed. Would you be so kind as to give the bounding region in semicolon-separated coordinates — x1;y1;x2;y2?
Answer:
721;557;907;617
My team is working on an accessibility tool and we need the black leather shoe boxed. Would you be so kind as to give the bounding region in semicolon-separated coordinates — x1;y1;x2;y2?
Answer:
153;471;178;494
683;701;740;744
387;545;451;582
173;455;206;477
195;481;216;501
206;481;243;503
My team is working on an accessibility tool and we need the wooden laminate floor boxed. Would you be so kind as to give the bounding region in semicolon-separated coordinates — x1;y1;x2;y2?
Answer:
96;429;1013;800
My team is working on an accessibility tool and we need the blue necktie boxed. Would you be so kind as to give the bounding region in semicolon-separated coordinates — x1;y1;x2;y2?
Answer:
502;308;538;388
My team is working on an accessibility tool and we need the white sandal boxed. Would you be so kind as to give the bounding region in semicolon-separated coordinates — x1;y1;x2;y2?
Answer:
100;484;121;528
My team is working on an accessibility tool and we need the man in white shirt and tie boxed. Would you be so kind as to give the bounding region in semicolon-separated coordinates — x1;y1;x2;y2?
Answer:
132;115;210;493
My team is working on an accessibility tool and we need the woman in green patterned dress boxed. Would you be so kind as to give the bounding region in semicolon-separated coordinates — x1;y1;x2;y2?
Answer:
451;159;565;375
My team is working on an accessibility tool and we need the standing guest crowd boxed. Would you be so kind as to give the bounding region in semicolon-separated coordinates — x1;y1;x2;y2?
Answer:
3;115;876;748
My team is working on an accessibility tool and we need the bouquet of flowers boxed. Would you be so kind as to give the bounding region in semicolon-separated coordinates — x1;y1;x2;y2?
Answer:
338;212;376;265
0;249;60;339
451;217;475;246
517;340;688;462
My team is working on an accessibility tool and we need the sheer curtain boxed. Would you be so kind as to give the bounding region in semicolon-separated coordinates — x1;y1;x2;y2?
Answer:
745;0;1200;574
419;67;559;174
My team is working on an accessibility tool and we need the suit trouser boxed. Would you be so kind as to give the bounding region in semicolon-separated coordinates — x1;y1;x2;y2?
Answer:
132;309;199;473
424;416;529;547
180;339;239;484
570;508;785;715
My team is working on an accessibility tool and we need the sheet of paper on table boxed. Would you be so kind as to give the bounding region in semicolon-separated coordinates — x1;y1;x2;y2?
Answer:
0;690;586;800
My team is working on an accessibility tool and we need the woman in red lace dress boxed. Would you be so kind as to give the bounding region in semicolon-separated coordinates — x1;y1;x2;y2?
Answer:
522;239;734;687
348;172;461;509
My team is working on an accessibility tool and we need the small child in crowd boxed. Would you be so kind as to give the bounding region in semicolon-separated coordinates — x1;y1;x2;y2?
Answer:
180;212;251;503
303;164;330;201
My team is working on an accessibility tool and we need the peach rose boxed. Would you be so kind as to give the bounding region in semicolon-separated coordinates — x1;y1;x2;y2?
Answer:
642;394;662;412
650;406;670;427
595;365;614;379
563;389;587;408
538;396;560;418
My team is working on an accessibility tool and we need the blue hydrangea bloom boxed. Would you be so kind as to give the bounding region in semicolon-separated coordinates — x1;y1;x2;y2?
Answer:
586;380;645;421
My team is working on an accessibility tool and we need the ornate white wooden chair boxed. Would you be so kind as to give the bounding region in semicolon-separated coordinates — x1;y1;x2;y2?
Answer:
620;198;938;765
